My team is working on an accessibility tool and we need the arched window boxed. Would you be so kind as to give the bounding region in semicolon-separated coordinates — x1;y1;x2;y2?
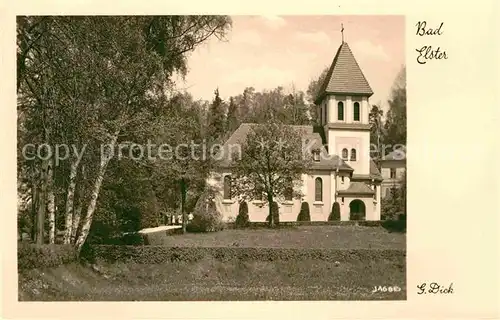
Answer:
315;177;323;202
350;148;357;161
223;175;232;199
353;102;360;121
342;148;348;160
337;101;344;121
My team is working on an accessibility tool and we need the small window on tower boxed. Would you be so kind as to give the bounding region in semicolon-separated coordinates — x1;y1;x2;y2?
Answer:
350;148;357;161
338;101;344;121
342;148;348;160
353;102;360;121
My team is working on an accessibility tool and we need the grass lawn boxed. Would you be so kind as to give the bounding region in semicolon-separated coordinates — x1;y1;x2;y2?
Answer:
147;225;406;249
19;226;406;301
19;256;406;301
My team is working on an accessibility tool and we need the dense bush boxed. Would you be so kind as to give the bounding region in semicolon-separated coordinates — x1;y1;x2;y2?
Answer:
296;202;311;221
358;221;382;227
18;243;77;269
226;220;365;228
235;201;250;228
266;201;280;226
328;202;341;221
382;218;406;233
187;207;225;233
83;245;406;264
187;189;225;233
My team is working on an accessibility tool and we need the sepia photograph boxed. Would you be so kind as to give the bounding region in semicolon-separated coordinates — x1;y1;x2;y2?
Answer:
16;15;407;301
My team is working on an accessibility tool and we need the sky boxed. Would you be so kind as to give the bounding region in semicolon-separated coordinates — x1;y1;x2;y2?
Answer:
175;15;405;112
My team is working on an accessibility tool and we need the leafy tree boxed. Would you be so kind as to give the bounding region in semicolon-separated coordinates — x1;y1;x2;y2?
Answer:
226;96;239;135
231;119;312;227
383;66;406;150
306;66;329;103
328;202;341;221
381;170;406;220
207;88;226;143
282;87;310;125
306;66;329;125
266;201;280;226
297;202;311;222
369;105;384;164
187;186;225;232
17;16;232;251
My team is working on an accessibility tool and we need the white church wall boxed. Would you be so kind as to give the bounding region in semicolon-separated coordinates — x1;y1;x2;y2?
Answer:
339;196;377;221
328;129;370;175
305;171;332;221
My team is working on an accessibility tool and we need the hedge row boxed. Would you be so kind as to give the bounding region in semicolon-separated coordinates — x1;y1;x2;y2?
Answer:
225;220;384;228
18;243;78;270
82;245;406;264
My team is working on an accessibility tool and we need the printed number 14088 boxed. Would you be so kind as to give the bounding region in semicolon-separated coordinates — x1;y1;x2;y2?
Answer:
372;286;402;293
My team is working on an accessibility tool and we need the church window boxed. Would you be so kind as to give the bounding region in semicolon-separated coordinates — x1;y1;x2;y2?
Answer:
223;175;232;199
342;148;348;160
315;177;323;202
341;176;345;183
390;168;396;179
338;101;344;121
353;102;360;121
350;148;357;161
313;150;320;161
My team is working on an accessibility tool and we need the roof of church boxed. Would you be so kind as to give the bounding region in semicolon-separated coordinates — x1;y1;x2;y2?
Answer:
216;123;353;171
315;42;373;104
337;181;375;195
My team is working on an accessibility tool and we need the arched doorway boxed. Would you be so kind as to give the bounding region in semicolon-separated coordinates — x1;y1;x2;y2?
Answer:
349;199;366;220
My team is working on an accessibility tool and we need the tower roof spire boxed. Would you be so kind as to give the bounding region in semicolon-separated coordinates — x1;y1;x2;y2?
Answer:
341;23;344;43
314;42;374;104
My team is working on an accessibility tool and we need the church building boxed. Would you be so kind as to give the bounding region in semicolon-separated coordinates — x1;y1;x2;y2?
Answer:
209;40;383;222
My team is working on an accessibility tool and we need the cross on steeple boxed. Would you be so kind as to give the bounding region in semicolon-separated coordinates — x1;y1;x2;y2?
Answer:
341;23;344;43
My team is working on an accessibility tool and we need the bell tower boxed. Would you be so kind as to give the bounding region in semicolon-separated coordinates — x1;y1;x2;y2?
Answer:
314;40;373;175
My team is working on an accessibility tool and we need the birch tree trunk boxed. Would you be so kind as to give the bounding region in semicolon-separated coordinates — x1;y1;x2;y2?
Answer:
75;132;119;252
47;158;56;244
181;179;187;234
31;169;38;243
63;158;79;244
71;165;85;244
36;158;49;245
71;203;82;244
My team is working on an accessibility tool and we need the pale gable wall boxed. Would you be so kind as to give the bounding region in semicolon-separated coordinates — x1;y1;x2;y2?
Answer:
305;170;332;221
336;172;350;191
336;196;379;221
328;129;370;175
